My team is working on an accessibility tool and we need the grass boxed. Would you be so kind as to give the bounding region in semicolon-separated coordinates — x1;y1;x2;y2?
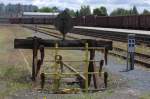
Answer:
0;25;32;98
140;93;150;99
0;81;31;98
0;25;93;97
0;64;32;98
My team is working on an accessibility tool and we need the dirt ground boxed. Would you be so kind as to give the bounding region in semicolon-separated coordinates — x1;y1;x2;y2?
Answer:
0;25;149;99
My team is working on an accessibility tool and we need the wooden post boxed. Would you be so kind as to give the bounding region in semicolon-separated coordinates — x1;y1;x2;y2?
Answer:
40;73;45;89
104;48;108;65
99;60;104;77
104;72;108;88
32;37;38;81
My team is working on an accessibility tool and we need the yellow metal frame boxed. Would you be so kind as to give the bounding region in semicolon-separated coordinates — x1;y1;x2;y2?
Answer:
53;43;60;92
84;43;89;92
44;43;105;93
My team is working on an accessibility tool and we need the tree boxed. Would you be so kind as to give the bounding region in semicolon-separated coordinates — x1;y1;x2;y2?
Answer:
130;6;138;15
110;6;139;16
79;5;91;16
100;6;107;16
69;10;76;17
93;6;107;16
38;6;60;13
93;8;102;16
33;7;38;12
52;6;59;12
38;7;53;12
30;5;38;12
75;10;80;17
142;9;150;15
64;8;76;17
110;8;130;16
55;9;73;40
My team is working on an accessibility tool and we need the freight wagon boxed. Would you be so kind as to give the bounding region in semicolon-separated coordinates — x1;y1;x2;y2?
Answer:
73;15;150;30
10;14;150;30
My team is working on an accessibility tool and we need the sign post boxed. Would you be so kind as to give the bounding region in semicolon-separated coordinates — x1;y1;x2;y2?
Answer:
127;34;135;71
54;10;73;40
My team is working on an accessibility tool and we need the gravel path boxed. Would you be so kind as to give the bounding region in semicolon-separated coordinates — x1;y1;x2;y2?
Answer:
95;52;150;95
69;31;150;95
9;90;138;99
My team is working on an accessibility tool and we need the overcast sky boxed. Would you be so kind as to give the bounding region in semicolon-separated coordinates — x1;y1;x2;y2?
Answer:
0;0;150;13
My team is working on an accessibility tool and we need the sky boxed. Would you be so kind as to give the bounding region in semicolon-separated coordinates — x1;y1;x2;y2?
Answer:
0;0;150;13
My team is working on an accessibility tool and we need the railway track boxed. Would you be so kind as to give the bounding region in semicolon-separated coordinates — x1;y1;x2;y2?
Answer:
22;25;150;68
36;25;150;46
72;28;150;46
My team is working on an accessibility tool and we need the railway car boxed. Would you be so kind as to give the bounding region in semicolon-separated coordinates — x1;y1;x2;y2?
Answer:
72;17;77;26
123;15;139;29
9;18;21;24
74;16;85;26
108;16;123;28
10;17;54;24
85;15;95;26
95;16;108;27
74;15;150;30
9;14;150;30
139;15;150;30
21;18;32;24
45;18;54;24
32;18;43;24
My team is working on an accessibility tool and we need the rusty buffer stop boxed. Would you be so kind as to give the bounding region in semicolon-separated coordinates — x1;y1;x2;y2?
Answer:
14;10;112;93
14;38;112;93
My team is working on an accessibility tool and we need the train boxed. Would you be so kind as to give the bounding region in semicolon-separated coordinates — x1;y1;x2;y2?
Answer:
9;12;58;24
73;15;150;30
10;15;150;30
9;17;54;24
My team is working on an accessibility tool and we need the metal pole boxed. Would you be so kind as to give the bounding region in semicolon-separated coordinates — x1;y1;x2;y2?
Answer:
130;52;134;70
127;34;135;71
126;50;129;71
